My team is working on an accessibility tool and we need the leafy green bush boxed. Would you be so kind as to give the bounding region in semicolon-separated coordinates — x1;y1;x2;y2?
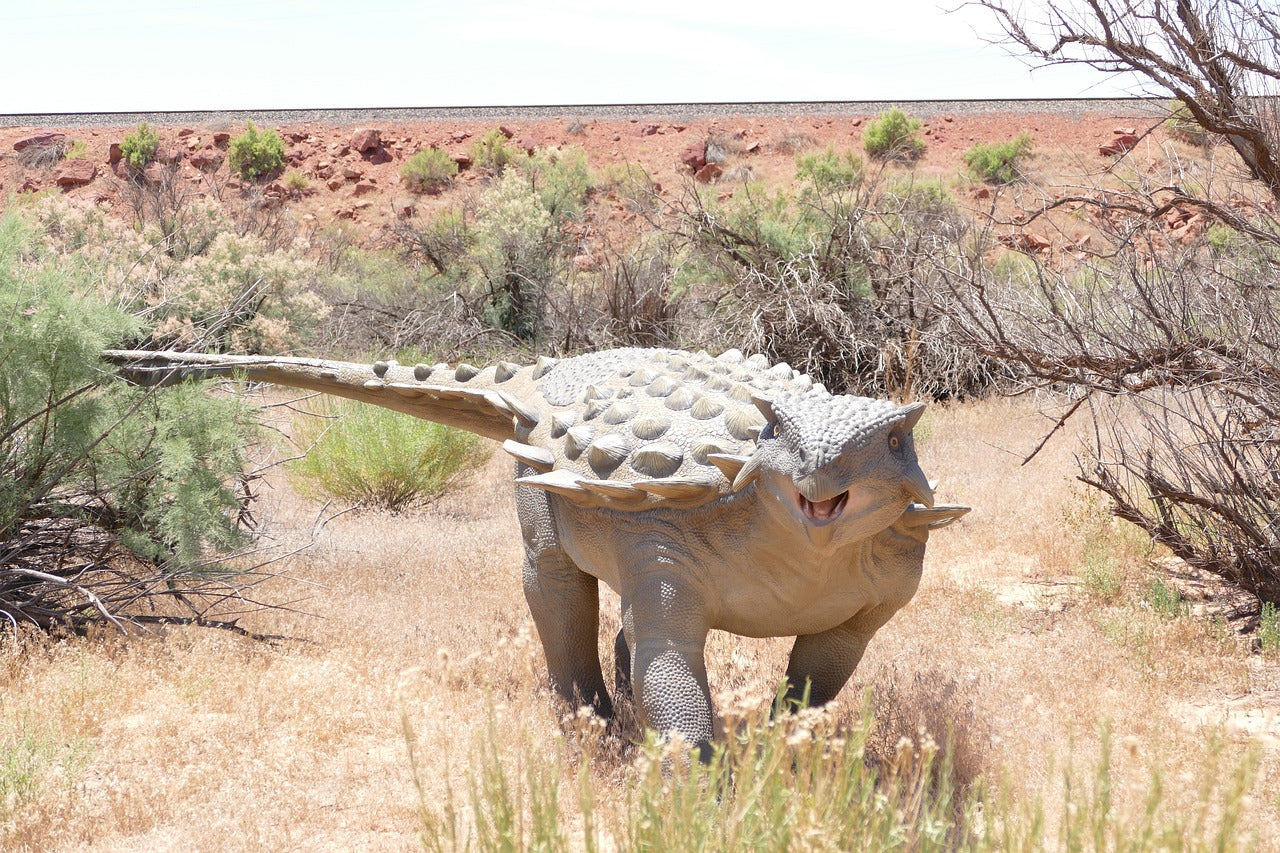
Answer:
521;146;594;220
796;146;864;191
964;133;1034;184
0;209;258;630
1166;99;1209;145
469;127;522;174
289;399;487;511
862;109;925;161
228;121;285;181
400;147;459;193
1143;577;1187;619
1260;602;1280;655
471;170;558;339
284;171;310;192
120;122;160;171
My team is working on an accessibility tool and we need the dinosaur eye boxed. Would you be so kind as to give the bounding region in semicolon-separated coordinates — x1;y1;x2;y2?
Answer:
761;420;780;440
888;434;901;450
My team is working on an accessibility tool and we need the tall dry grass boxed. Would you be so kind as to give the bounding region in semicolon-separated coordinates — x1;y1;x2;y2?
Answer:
1;394;1277;849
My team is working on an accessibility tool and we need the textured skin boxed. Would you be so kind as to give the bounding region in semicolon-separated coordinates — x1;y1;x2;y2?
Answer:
105;346;969;754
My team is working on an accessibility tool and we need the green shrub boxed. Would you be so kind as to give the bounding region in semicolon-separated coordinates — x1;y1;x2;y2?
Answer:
228;121;285;181
796;146;864;191
63;140;88;161
521;146;593;220
1166;99;1209;145
284;171;309;192
289;399;487;511
862;109;925;161
120;122;160;171
469;127;521;174
1143;577;1187;619
1260;602;1280;655
400;147;458;193
0;208;258;629
964;133;1034;184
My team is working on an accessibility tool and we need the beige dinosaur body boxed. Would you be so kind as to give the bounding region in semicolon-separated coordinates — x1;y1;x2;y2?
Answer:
106;346;967;756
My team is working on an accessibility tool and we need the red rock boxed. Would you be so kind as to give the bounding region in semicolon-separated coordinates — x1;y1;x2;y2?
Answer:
326;178;344;191
108;142;123;165
19;178;40;193
974;186;991;199
342;166;364;180
13;132;65;151
350;128;381;152
638;123;659;137
694;163;723;183
352;180;378;196
1099;133;1140;156
682;142;707;171
1000;232;1052;252
450;131;471;142
155;146;183;165
451;153;472;171
177;127;194;138
189;149;223;170
213;132;231;146
363;146;393;165
497;126;515;139
745;141;761;153
55;160;96;187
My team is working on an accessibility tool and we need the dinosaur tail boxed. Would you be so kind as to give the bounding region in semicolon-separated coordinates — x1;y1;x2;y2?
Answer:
102;349;557;443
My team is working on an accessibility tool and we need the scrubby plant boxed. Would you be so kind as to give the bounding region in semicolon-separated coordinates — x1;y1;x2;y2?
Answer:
0;209;262;632
228;121;285;181
1166;98;1209;146
521;146;594;220
63;140;88;161
862;108;925;161
471;170;559;340
400;147;458;193
284;171;309;192
1260;602;1280;655
289;399;486;511
469;127;522;174
795;146;864;192
120;121;160;171
964;133;1034;184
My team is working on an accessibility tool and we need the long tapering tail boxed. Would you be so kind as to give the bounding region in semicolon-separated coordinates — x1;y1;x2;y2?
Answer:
102;349;552;443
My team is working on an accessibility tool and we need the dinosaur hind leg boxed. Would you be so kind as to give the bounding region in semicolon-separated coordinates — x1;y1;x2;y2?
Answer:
517;478;613;718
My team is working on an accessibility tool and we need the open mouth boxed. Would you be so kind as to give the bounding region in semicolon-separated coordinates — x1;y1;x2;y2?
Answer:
797;490;849;524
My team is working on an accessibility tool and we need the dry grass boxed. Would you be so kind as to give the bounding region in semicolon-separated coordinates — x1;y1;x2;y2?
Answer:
2;394;1278;849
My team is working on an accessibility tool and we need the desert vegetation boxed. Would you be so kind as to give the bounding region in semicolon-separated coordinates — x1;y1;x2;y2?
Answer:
2;1;1280;846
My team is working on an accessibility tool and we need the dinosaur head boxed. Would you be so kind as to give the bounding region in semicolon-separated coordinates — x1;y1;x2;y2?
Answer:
734;391;933;547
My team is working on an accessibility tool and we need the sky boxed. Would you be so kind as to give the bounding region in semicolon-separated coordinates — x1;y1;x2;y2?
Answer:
1;0;1140;114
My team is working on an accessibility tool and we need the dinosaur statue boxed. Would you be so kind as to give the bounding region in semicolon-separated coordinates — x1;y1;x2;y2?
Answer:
105;346;968;757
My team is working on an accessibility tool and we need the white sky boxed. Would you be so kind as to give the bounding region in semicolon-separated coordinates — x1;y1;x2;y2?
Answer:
2;0;1140;113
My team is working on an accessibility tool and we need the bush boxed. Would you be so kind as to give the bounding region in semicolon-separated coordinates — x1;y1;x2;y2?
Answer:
228;122;285;181
963;133;1034;184
469;127;522;174
289;399;486;511
284;171;310;192
120;122;160;171
1166;99;1209;146
862;109;925;161
796;146;864;192
400;147;458;193
0;209;260;631
521;146;594;220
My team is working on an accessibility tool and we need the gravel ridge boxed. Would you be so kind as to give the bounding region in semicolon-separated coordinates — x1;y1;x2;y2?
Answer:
0;98;1165;129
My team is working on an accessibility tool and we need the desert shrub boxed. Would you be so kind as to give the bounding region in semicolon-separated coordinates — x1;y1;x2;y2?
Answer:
598;161;653;198
289;399;486;511
400;148;458;193
284;171;309;192
228;122;285;181
1144;577;1188;618
1166;99;1209;146
521;146;593;220
963;133;1033;184
146;230;329;353
1259;602;1280;655
774;132;817;153
120;122;160;171
0;209;260;631
470;170;560;340
63;140;88;161
469;127;521;174
795;146;864;192
862;109;925;161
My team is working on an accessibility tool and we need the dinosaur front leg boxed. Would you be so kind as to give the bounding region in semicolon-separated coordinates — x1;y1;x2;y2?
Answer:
627;573;714;761
783;605;899;708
